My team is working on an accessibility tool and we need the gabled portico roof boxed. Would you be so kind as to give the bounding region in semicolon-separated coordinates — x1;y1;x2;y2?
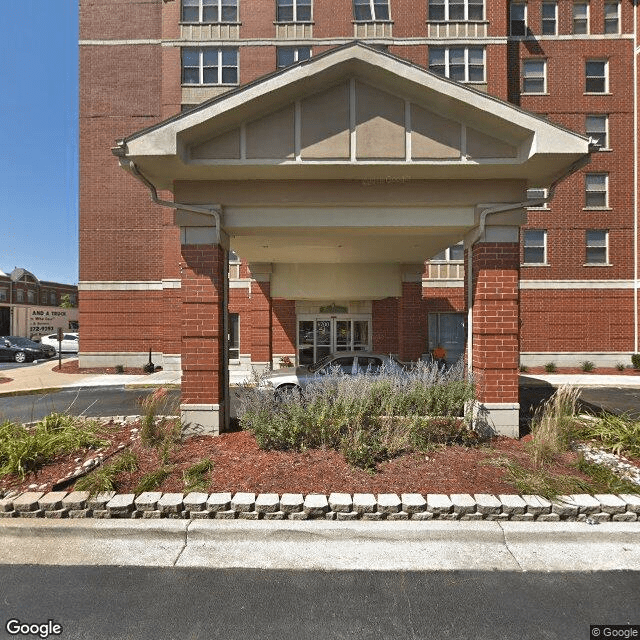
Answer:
114;41;590;191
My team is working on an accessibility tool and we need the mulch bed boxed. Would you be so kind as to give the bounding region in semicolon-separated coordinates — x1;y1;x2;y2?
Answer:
0;377;13;384
0;422;595;497
524;366;640;376
53;360;148;375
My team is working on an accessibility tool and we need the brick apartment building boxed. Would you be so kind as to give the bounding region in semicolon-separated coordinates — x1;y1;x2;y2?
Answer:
78;0;636;435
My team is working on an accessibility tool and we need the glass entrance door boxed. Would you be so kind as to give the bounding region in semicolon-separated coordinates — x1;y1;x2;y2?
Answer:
297;315;371;365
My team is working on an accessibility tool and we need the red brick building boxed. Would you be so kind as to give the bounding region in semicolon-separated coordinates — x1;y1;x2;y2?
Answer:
79;0;635;435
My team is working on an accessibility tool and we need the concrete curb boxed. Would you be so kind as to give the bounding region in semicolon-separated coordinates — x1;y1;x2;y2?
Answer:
0;490;638;523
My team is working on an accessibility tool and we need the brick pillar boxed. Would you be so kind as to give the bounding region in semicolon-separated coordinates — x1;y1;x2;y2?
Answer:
179;226;228;435
248;263;273;371
470;230;520;437
398;264;426;362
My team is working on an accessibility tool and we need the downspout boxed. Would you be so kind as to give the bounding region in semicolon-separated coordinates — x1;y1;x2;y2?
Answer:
465;152;595;378
634;2;639;353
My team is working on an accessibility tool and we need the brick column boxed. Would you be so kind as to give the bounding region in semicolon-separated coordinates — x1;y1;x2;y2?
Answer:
398;264;426;362
248;263;273;372
179;226;228;435
470;228;520;437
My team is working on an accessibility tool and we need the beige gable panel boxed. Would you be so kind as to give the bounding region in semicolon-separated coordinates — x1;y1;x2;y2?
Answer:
301;83;350;159
355;82;405;159
410;105;461;159
246;105;295;159
466;127;518;159
190;128;241;160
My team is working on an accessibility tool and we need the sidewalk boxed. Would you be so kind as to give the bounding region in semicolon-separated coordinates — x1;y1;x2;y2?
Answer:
2;359;640;397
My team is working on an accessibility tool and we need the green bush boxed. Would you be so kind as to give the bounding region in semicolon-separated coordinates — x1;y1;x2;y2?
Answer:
580;361;595;372
544;362;557;373
578;413;640;459
238;360;477;470
632;354;640;370
0;414;111;479
615;362;625;372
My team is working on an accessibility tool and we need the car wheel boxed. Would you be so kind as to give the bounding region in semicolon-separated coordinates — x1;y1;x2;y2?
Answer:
275;384;302;400
14;351;27;363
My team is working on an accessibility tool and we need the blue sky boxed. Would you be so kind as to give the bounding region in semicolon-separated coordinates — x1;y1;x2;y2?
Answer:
0;2;78;285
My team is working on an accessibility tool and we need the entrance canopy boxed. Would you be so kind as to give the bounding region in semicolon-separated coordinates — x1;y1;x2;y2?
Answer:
114;41;590;271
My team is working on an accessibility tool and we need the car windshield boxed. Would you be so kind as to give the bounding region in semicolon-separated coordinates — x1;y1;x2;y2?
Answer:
308;354;335;373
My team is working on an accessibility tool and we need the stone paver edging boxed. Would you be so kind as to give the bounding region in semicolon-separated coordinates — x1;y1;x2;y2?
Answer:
0;490;638;523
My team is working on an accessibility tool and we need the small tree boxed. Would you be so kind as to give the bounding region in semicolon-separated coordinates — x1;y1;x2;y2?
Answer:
59;294;75;308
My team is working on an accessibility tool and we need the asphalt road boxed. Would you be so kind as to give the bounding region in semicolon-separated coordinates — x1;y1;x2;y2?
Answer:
0;565;637;640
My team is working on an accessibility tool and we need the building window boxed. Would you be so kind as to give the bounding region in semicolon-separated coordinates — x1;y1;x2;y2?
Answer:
586;115;608;149
431;242;465;262
523;229;547;264
573;2;589;34
16;289;24;303
541;2;557;35
182;48;238;85
585;173;608;208
0;288;7;302
509;2;527;35
276;46;311;68
585;229;608;264
181;0;238;23
428;0;484;21
27;290;34;304
228;313;240;360
50;292;57;305
429;47;485;82
353;0;390;21
522;59;546;93
526;187;549;208
276;0;311;22
428;313;466;365
604;2;619;34
586;59;607;93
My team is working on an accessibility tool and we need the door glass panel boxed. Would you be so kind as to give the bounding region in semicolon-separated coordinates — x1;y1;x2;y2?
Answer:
298;320;314;365
353;320;369;350
335;320;351;351
428;313;466;364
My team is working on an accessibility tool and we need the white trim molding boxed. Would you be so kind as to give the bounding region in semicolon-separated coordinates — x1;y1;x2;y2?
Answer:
520;279;634;289
78;281;165;291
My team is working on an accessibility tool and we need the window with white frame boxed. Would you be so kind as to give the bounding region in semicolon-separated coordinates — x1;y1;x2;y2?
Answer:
526;187;549;208
585;229;608;264
585;59;607;93
276;46;311;68
509;2;527;35
182;48;238;85
586;114;608;149
431;243;465;262
541;2;557;35
429;47;485;82
229;250;241;279
573;2;589;34
181;0;238;23
353;0;390;21
585;173;608;208
604;1;619;33
522;59;546;93
276;0;312;22
523;229;547;264
228;313;240;360
428;0;484;21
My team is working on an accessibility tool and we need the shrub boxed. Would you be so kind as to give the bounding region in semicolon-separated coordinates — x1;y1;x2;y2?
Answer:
632;354;640;370
74;450;138;495
580;361;595;372
615;362;625;372
183;458;214;492
578;412;640;459
527;386;581;467
135;467;172;494
544;362;557;373
115;364;125;374
0;414;111;479
519;363;528;373
238;359;477;470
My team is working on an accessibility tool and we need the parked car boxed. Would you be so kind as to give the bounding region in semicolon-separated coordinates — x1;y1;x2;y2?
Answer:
258;351;406;394
40;332;79;354
0;336;56;363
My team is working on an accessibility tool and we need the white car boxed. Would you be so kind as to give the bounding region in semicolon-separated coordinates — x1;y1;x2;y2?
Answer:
39;332;79;354
259;351;406;394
